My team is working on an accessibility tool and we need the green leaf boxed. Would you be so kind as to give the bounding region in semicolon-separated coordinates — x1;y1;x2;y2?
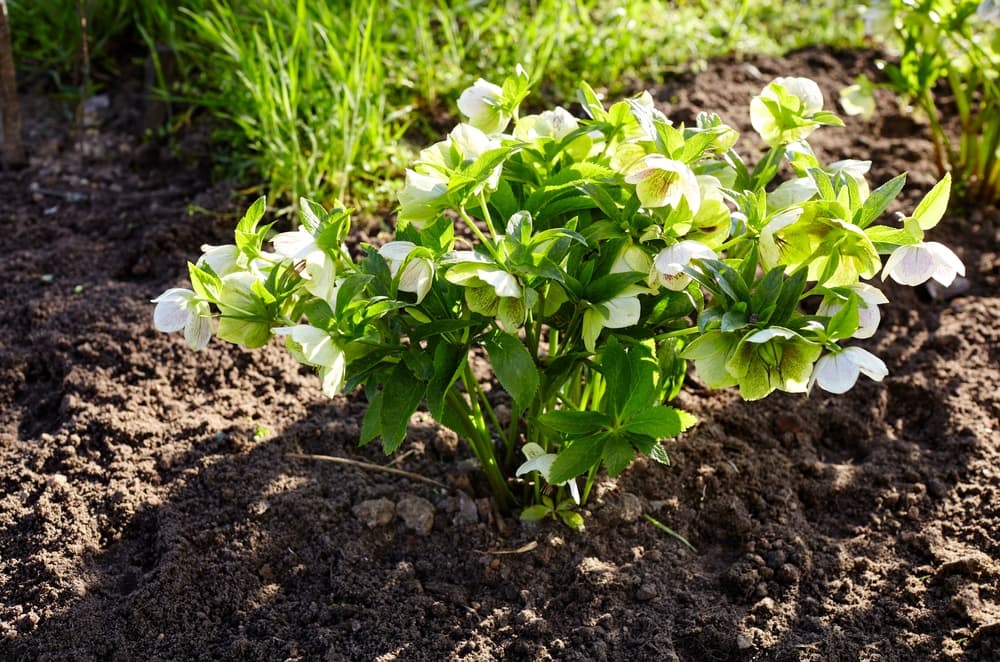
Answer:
910;172;951;230
380;363;425;454
649;442;671;465
855;173;906;228
602;434;635;477
298;197;328;234
584;271;644;303
770;267;808;326
520;505;551;522
483;331;539;411
539;410;612;435
623;406;696;439
550;434;607;484
600;336;630;419
425;343;465;421
359;388;383;446
335;274;374;317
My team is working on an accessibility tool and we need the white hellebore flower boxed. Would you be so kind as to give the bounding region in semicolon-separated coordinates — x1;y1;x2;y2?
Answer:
653;240;716;291
624;154;701;212
979;0;1000;21
882;242;965;287
582;286;647;353
151;288;213;350
398;168;449;228
274;324;346;397
516;442;581;504
816;283;889;339
862;3;894;35
809;347;888;394
198;243;241;276
378;241;434;303
272;228;338;303
750;77;825;144
514;106;579;141
457;78;509;134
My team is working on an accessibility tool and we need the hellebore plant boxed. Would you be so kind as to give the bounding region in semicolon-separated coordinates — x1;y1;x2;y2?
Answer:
854;0;1000;202
154;71;961;527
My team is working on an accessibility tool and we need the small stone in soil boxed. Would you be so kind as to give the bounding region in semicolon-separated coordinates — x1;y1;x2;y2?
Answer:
352;498;395;528
636;583;657;601
397;495;435;536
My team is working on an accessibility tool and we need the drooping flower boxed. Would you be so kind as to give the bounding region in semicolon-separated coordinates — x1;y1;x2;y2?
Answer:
457;78;509;134
882;242;965;287
839;83;876;119
445;252;527;332
816;283;889;339
862;3;894;35
274;324;346;397
516;442;581;504
582;286;648;352
272;228;338;303
653;240;716;291
151;287;214;350
378;241;434;303
397;169;449;228
198;244;240;276
624;154;701;213
750;77;827;145
809;347;888;394
513;106;579;141
726;327;823;400
979;0;1000;21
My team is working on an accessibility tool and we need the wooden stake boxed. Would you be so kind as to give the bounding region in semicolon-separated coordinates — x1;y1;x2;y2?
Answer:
0;0;25;168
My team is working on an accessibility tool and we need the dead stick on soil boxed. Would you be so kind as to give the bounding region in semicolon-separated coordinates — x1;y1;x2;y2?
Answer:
286;452;449;490
0;0;26;167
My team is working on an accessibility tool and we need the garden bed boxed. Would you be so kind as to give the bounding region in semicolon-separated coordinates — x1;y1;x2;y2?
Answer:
1;47;998;661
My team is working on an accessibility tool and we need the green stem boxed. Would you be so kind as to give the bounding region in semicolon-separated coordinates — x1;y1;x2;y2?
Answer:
458;206;501;261
446;385;515;510
478;190;499;241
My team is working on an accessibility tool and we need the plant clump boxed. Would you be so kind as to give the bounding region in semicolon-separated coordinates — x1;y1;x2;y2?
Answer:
153;69;962;527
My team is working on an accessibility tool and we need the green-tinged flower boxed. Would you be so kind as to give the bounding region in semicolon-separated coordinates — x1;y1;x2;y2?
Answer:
272;228;338;303
274;324;346;397
750;77;828;145
378;241;434;303
457;78;510;134
151;288;214;350
397;169;449;228
514;107;579;141
446;252;528;332
215;272;272;348
760;207;881;287
582;286;648;353
681;330;739;389
653;240;716;291
611;243;654;282
839;83;876;119
882;242;965;286
726;327;823;400
816;283;888;339
624;154;701;212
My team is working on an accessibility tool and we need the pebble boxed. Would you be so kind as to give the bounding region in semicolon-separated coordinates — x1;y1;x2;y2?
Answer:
736;633;753;650
617;492;643;522
636;583;657;601
452;491;479;526
397;495;435;536
352;498;396;528
777;563;800;585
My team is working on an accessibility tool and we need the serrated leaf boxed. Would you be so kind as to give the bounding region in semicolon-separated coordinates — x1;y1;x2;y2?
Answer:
649;441;671;465
549;434;607;484
360;388;383;446
538;410;612;435
379;363;425;454
622;406;696;439
602;434;635;477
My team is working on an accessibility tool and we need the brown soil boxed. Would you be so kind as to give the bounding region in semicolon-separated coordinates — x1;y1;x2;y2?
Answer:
1;47;998;662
